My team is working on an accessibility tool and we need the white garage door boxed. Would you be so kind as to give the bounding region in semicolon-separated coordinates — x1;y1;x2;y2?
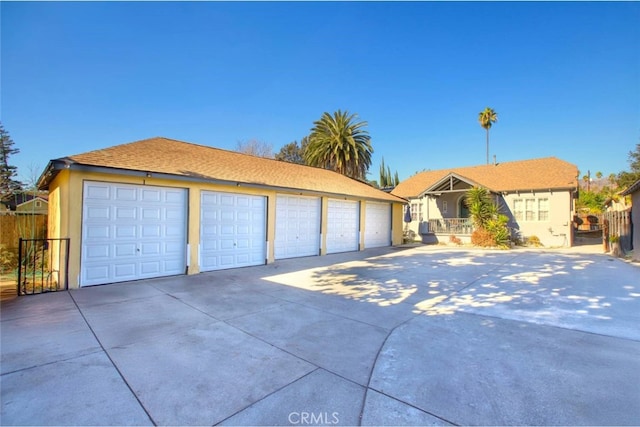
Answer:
326;199;360;254
275;195;321;259
200;191;266;271
81;181;187;287
364;202;391;248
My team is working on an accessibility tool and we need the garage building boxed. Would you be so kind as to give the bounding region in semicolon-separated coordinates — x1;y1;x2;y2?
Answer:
38;137;406;288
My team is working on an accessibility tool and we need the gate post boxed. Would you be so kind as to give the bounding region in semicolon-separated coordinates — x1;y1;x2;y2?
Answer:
17;238;23;296
602;219;609;253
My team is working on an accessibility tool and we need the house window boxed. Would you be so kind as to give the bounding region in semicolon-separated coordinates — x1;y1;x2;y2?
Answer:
513;199;523;221
538;198;549;221
525;198;536;221
410;203;423;221
35;200;42;208
513;197;550;222
442;201;448;214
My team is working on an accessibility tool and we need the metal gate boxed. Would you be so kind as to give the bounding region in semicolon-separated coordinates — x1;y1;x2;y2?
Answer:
17;238;70;296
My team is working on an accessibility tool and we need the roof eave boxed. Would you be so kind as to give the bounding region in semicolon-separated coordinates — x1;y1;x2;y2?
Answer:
38;161;405;204
621;179;640;196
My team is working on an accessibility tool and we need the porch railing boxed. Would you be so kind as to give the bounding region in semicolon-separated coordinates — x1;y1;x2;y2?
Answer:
427;218;473;235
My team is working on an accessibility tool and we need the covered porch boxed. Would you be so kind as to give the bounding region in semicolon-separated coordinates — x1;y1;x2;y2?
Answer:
416;173;478;244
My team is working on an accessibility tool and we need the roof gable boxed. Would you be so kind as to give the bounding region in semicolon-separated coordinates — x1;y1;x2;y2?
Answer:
40;137;404;203
423;172;482;194
392;157;578;199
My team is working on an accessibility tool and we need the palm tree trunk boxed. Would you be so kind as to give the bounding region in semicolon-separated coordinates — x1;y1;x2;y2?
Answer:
486;128;489;164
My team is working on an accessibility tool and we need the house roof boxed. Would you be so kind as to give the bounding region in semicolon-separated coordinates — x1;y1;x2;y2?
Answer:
38;137;405;203
392;157;578;199
1;193;49;210
621;178;640;196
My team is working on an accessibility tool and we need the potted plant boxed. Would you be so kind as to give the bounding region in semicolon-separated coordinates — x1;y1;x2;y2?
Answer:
610;234;621;257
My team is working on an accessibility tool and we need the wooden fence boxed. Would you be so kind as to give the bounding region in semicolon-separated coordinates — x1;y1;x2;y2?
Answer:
1;214;48;264
602;209;632;253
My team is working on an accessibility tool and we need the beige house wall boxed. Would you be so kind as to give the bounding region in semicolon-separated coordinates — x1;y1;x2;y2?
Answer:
48;170;403;288
502;190;573;247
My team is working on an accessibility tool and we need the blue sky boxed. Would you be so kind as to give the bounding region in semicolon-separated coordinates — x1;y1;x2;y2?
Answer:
2;1;639;186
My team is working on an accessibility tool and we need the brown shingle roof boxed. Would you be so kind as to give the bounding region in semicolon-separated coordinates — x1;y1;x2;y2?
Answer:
47;137;404;203
392;157;578;198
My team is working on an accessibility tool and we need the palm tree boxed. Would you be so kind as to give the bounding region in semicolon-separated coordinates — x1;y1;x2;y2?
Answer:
305;110;373;180
478;107;498;164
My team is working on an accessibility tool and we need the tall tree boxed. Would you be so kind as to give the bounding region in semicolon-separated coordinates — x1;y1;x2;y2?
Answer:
275;137;309;165
378;157;400;188
617;143;640;189
305;110;373;180
0;123;22;200
627;143;640;172
235;139;274;158
478;107;498;164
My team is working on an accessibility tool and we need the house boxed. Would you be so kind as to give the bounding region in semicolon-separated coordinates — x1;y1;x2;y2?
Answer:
36;137;406;288
620;178;639;261
1;193;49;214
391;157;578;247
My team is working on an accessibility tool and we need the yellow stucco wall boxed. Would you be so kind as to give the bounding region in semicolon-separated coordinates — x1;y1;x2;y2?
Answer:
47;170;405;288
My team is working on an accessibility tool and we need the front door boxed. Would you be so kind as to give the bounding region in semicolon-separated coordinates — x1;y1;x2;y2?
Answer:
459;196;470;218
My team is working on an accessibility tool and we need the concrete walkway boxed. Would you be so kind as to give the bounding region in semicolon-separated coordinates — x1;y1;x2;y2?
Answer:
1;246;639;426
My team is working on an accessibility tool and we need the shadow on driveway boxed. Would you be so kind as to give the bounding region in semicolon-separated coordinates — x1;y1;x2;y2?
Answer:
2;246;639;426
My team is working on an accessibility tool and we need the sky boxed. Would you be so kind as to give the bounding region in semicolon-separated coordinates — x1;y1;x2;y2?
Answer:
2;1;639;186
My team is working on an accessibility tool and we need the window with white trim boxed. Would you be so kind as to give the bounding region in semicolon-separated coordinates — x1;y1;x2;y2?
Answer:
525;198;536;221
513;197;550;222
411;203;418;221
442;200;448;214
538;198;549;221
513;199;523;221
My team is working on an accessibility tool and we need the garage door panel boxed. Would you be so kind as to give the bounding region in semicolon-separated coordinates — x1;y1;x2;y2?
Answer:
81;181;187;286
115;187;136;201
326;199;359;254
88;206;111;219
141;242;160;255
116;225;136;238
114;263;136;279
115;207;135;219
114;244;135;257
200;191;266;271
142;225;161;237
87;225;110;239
87;265;110;281
140;261;161;275
86;185;109;200
365;202;391;248
275;195;321;259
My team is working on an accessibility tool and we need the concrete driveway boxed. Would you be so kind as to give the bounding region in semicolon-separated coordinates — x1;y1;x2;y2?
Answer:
1;246;639;426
